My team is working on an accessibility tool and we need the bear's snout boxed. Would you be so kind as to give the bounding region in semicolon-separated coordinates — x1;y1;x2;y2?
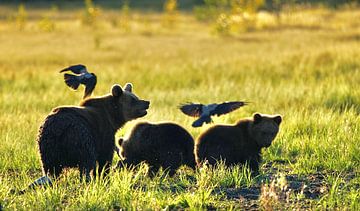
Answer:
133;100;150;118
142;100;150;109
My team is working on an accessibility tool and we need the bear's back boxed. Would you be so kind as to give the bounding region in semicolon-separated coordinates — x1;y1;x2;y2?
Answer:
195;119;256;165
126;122;193;148
196;120;252;149
120;121;196;172
52;106;114;136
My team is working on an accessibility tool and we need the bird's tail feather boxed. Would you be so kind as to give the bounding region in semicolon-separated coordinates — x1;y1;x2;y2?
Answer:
17;176;52;195
192;118;204;127
192;115;212;127
64;74;80;90
192;116;212;127
83;90;91;99
83;77;96;99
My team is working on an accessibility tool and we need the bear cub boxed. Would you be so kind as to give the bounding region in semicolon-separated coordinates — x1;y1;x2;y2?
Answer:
195;113;282;173
117;122;196;176
37;83;149;181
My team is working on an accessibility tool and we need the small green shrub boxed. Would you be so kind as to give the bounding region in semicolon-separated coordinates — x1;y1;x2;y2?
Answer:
15;4;27;30
162;0;178;29
38;17;56;32
81;0;101;27
38;5;57;32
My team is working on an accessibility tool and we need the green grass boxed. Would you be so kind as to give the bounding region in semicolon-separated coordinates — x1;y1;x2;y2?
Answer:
0;2;359;209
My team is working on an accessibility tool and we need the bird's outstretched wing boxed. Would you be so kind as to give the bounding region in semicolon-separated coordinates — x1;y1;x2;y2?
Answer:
83;74;97;99
63;73;80;90
179;103;203;117
211;101;248;116
59;64;87;74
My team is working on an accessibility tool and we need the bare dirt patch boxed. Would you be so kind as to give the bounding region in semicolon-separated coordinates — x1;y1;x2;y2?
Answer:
215;162;357;210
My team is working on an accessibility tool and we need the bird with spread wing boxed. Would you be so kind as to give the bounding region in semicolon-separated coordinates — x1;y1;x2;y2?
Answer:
179;101;248;127
59;64;97;99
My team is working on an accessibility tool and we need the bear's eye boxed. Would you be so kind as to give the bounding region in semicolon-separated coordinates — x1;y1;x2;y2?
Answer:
130;98;137;104
262;131;274;136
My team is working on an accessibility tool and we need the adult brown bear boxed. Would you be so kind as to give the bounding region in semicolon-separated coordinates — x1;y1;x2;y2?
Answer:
195;113;282;173
37;83;149;180
116;122;196;176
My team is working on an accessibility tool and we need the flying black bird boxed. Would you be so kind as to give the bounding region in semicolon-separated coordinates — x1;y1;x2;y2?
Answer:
59;64;97;99
179;101;248;127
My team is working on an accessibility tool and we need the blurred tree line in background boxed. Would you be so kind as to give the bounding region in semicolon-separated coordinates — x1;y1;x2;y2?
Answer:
1;0;358;10
1;0;358;38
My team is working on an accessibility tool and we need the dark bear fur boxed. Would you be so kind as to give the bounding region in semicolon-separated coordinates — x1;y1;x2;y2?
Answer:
37;83;149;180
117;122;196;176
195;113;282;173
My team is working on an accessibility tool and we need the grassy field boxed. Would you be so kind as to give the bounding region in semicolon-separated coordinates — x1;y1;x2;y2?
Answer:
0;1;359;210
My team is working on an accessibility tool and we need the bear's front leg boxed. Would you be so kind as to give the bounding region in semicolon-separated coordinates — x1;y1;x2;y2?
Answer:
97;150;114;178
248;156;261;176
79;159;96;182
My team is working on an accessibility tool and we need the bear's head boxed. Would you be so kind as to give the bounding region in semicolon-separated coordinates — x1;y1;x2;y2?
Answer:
250;113;282;148
111;83;150;122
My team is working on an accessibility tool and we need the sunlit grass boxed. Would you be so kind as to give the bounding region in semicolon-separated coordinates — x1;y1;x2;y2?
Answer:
0;4;359;209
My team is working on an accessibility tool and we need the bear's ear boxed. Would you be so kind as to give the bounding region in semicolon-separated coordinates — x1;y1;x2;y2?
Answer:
273;115;282;125
111;84;123;97
253;113;262;124
124;83;133;92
